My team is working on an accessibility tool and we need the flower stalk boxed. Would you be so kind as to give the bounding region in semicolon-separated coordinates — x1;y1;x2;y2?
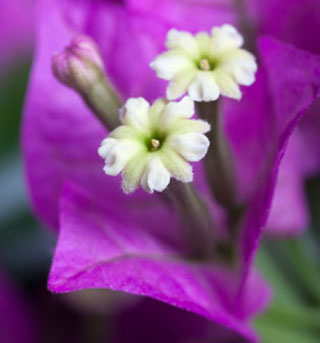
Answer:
197;101;235;208
164;182;216;259
80;75;121;130
197;100;245;240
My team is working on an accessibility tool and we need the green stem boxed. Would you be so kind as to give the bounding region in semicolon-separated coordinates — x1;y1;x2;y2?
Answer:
81;74;121;131
233;0;257;54
196;101;244;240
197;101;236;208
164;182;217;259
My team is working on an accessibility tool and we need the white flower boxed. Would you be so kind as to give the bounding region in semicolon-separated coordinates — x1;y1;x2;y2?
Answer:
150;24;257;102
98;96;210;194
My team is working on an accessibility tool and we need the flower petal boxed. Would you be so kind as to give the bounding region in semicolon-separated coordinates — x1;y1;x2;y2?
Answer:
213;68;241;99
169;119;211;135
141;156;170;193
166;68;197;100
150;50;194;80
195;32;212;57
102;139;141;176
120;97;150;131
122;153;148;194
148;98;167;126
188;72;220;102
223;54;257;86
211;24;244;51
168;133;210;162
97;137;117;158
161;96;194;128
160;148;193;183
165;29;199;58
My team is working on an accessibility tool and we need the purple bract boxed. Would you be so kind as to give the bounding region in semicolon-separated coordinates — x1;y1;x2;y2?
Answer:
22;0;320;341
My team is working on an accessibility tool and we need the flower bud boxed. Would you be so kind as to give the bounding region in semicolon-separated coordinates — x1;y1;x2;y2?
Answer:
52;35;121;131
52;35;104;92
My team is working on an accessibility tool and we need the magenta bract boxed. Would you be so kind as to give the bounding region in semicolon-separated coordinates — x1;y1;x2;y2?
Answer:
0;0;34;68
0;270;35;343
250;0;320;235
23;0;320;341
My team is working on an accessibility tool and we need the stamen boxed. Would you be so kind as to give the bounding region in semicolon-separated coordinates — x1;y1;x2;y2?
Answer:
199;59;211;71
151;138;160;151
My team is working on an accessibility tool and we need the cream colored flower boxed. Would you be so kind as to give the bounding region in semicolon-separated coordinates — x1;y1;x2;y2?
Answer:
98;96;210;194
150;24;257;102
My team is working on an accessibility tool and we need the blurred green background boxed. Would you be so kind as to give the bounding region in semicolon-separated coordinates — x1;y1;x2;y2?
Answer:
0;59;54;283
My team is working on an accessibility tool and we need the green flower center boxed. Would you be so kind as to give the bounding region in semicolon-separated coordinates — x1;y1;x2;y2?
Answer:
145;132;166;152
197;57;218;71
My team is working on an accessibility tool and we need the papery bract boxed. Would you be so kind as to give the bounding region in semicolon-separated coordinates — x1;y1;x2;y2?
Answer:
0;0;34;69
112;297;253;343
127;0;236;32
248;0;320;235
23;0;320;342
265;133;309;235
225;36;320;275
50;181;267;342
0;270;35;343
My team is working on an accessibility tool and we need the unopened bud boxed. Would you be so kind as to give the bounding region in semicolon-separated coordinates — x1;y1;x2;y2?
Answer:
52;35;104;92
52;35;121;130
